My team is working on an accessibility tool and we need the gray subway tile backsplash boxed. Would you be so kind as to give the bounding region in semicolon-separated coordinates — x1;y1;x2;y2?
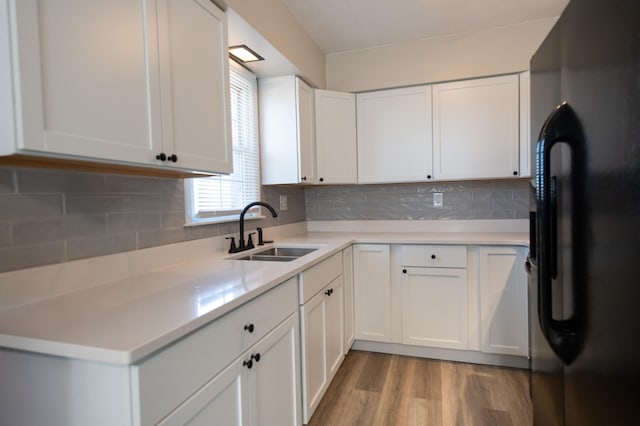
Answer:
0;165;528;273
0;193;64;220
67;233;138;261
305;180;529;221
0;167;307;273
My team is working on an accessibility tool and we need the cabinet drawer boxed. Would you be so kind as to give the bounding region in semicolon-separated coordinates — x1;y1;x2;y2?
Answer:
401;245;467;268
132;277;298;425
299;253;343;304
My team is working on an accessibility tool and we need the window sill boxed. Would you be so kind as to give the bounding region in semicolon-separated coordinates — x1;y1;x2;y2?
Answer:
184;214;265;227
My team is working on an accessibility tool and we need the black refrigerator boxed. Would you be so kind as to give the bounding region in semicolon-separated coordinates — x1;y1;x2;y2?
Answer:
528;0;640;425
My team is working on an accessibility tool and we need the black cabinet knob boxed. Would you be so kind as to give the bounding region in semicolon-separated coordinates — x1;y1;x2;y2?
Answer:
301;176;307;181
243;359;253;369
431;254;436;259
319;177;324;182
402;269;407;274
427;174;432;179
251;353;261;362
156;152;167;161
168;154;178;162
325;289;331;296
513;171;518;176
244;323;255;333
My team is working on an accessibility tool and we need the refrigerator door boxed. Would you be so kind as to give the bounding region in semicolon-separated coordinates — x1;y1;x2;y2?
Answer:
529;16;565;426
531;0;640;425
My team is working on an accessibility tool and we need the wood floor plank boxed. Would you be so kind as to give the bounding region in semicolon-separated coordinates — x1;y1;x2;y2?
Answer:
306;351;532;426
372;355;413;426
355;351;390;392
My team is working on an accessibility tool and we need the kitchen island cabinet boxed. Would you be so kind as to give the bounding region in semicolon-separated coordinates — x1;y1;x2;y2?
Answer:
0;0;232;175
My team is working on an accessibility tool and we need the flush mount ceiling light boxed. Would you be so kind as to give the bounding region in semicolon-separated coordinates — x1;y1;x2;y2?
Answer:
229;45;264;63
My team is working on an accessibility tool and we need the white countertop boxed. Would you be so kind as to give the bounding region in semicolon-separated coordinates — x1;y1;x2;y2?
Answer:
0;228;528;365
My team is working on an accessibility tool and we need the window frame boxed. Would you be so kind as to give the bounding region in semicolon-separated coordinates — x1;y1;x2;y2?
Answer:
184;60;262;226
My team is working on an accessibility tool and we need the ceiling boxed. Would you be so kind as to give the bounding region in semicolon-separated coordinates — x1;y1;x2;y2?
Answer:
280;0;570;54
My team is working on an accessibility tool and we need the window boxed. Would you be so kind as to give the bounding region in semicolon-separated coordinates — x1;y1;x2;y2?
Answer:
185;61;261;225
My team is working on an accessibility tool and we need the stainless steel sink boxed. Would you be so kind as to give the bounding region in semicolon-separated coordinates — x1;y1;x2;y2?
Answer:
235;246;318;262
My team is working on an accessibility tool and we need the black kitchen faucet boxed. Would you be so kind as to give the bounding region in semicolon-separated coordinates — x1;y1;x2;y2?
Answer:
228;201;278;253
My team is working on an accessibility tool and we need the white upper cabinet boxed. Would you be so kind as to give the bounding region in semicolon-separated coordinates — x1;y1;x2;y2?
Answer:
259;76;315;184
433;74;520;180
157;0;232;174
519;71;531;178
314;90;357;184
1;0;232;174
356;86;433;184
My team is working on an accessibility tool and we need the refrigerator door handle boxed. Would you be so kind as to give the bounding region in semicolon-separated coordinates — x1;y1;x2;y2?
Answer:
535;102;586;365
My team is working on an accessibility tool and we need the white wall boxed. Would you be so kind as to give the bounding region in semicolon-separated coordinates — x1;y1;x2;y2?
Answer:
326;18;557;92
225;0;326;88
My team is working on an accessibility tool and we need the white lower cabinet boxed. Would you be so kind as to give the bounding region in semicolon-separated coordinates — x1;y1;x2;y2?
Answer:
351;243;529;368
299;253;344;423
342;246;355;353
0;277;301;426
477;246;528;356
401;267;468;350
353;244;391;342
159;313;301;426
400;245;469;350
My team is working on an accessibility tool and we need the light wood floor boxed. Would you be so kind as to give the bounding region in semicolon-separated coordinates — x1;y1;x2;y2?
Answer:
307;351;532;426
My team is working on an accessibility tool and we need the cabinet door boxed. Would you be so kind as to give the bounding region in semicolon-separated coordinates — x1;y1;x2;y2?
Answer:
357;86;433;183
13;0;162;163
315;90;357;184
259;76;314;184
157;0;232;173
519;71;531;178
342;246;355;353
296;78;315;183
158;357;247;426
433;74;520;180
478;246;528;356
401;267;469;350
353;244;391;342
300;289;327;422
325;277;344;380
249;314;301;426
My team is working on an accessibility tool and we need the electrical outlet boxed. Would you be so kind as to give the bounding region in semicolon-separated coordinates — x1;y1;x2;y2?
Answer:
280;195;288;211
433;192;444;207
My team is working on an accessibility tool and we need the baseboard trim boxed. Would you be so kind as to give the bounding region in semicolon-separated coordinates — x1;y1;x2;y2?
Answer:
352;340;530;369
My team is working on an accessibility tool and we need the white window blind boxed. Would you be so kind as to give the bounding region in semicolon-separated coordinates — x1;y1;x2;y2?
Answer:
186;61;261;224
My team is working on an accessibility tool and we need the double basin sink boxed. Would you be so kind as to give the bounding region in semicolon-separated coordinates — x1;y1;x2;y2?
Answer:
233;246;318;262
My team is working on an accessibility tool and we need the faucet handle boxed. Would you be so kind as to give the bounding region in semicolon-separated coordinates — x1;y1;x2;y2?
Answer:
257;227;273;245
225;236;236;253
247;232;256;249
